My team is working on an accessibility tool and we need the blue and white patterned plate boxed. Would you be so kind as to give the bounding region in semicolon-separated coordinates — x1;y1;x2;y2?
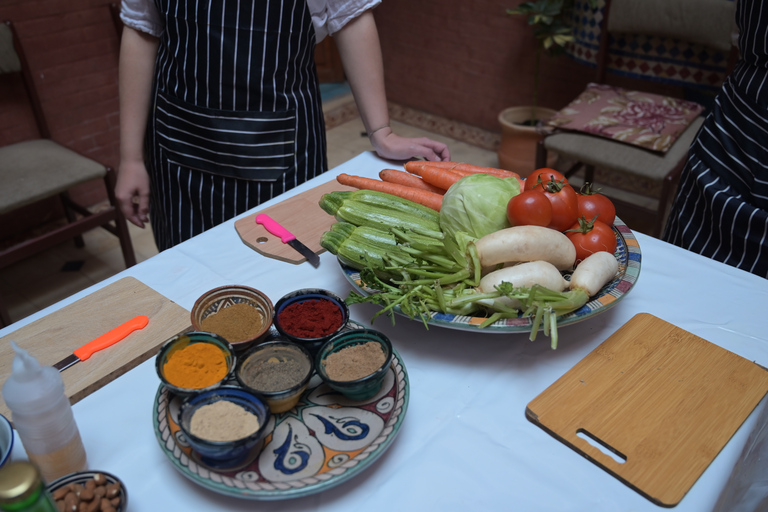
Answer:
153;340;409;500
341;217;642;333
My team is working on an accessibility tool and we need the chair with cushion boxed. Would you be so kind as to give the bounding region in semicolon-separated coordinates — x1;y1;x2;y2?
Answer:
535;0;737;237
0;20;136;327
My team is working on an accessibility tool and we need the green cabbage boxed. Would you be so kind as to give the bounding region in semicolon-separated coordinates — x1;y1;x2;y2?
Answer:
439;173;521;241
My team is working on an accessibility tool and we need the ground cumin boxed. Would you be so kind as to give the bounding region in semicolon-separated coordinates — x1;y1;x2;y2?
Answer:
200;302;265;343
189;399;260;442
163;342;228;389
322;342;386;381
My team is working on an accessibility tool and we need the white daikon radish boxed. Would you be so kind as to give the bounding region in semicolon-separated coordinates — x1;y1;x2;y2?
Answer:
475;226;577;271
479;261;569;309
569;251;619;297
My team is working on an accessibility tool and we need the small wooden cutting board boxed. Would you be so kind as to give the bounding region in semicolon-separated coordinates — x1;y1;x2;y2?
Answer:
0;277;191;422
234;180;353;264
526;313;768;507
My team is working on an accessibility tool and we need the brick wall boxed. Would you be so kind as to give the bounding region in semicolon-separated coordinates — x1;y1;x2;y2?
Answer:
373;0;683;132
0;0;684;239
0;0;121;238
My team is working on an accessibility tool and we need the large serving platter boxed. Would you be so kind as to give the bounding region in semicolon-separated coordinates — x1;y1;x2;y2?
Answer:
153;339;409;500
341;217;641;333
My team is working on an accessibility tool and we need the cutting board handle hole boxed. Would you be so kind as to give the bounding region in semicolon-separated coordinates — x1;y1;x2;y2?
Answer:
255;237;269;244
576;429;626;464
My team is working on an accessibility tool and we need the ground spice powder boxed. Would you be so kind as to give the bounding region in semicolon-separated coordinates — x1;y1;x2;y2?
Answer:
323;342;386;381
163;342;228;389
278;298;342;338
200;302;265;343
189;400;260;442
241;347;311;392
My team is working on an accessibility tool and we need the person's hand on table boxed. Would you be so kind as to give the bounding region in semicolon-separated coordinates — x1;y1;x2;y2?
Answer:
369;126;451;162
115;160;151;228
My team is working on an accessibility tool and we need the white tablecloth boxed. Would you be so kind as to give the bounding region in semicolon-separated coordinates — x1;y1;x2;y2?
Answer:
6;152;768;511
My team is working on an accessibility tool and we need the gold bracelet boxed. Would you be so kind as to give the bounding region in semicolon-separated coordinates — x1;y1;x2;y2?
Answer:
367;124;390;138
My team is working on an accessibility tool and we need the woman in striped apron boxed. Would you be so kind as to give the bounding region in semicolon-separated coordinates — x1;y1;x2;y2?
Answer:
663;0;767;278
117;0;450;251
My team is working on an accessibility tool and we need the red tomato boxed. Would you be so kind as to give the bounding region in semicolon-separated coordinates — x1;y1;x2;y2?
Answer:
577;183;616;226
507;190;553;227
541;182;579;232
524;168;568;192
566;217;618;263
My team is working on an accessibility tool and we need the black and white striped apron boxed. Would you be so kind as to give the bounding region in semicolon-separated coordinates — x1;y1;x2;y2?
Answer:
663;0;768;279
146;0;327;251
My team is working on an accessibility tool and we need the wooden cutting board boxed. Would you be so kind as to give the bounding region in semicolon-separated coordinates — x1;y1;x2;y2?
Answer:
526;313;768;507
0;277;191;423
234;180;353;264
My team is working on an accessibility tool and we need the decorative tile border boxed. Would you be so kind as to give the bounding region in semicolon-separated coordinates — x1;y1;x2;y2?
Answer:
323;97;501;152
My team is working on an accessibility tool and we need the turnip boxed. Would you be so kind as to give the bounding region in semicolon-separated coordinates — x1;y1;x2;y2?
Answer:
475;225;576;270
478;261;568;309
569;251;619;296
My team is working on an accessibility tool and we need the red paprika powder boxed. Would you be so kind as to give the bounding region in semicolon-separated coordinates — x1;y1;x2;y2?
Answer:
278;298;343;338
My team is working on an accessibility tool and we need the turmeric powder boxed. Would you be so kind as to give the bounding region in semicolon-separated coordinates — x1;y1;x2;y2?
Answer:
163;342;228;389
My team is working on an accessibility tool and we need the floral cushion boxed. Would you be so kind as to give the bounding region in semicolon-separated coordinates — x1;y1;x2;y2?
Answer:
547;83;704;153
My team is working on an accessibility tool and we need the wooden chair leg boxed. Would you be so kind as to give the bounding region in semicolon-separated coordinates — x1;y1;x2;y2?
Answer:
535;139;547;169
104;167;137;268
60;192;85;248
584;165;595;185
0;293;11;328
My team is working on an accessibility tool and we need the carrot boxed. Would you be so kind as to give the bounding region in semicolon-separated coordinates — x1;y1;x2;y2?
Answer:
336;173;443;211
379;169;446;194
404;160;520;180
406;164;466;190
451;163;521;179
404;160;460;174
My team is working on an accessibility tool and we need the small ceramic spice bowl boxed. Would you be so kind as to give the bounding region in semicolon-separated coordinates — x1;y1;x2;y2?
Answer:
191;285;274;352
0;414;12;468
315;329;393;401
47;470;127;512
273;288;349;356
178;386;271;470
155;331;236;397
235;339;314;414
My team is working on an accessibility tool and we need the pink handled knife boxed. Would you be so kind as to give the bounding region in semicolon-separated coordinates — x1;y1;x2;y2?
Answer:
255;214;321;267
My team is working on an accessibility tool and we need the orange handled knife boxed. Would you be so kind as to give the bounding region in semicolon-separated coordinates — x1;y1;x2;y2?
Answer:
53;315;149;372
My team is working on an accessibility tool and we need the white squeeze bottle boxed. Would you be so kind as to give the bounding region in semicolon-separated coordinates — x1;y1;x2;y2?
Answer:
2;341;87;482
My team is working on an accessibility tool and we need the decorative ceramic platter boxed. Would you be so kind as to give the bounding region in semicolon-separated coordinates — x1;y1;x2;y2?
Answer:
341;217;641;333
153;342;409;500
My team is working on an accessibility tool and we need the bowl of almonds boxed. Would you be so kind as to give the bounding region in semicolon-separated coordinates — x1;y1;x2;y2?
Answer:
47;471;126;512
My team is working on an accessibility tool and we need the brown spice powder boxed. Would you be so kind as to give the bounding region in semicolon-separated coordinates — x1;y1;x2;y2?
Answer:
200;302;264;343
189;399;260;442
241;347;311;392
323;342;387;381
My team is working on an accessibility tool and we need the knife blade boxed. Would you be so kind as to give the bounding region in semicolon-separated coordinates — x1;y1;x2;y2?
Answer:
53;315;149;372
255;214;320;268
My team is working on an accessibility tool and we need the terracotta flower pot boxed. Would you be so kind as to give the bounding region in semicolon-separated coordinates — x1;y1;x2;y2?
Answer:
497;106;558;178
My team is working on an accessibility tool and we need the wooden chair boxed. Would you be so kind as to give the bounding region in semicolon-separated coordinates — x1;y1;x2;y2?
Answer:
535;0;738;237
0;20;136;327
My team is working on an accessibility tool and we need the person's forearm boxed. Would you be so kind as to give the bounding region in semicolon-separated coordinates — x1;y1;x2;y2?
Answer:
119;26;159;165
333;11;391;137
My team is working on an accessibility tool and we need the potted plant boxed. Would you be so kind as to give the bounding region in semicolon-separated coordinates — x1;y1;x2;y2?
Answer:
498;0;597;175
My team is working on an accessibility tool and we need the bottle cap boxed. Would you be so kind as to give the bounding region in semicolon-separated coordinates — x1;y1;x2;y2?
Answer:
1;342;63;413
0;461;41;503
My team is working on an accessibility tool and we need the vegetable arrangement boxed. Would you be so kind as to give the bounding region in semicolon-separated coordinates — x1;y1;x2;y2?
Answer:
320;162;623;349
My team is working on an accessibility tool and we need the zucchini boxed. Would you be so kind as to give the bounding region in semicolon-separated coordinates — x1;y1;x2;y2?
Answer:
320;190;440;224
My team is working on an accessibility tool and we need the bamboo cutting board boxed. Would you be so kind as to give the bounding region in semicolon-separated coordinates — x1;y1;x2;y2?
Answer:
0;277;191;422
234;180;353;264
526;313;768;507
